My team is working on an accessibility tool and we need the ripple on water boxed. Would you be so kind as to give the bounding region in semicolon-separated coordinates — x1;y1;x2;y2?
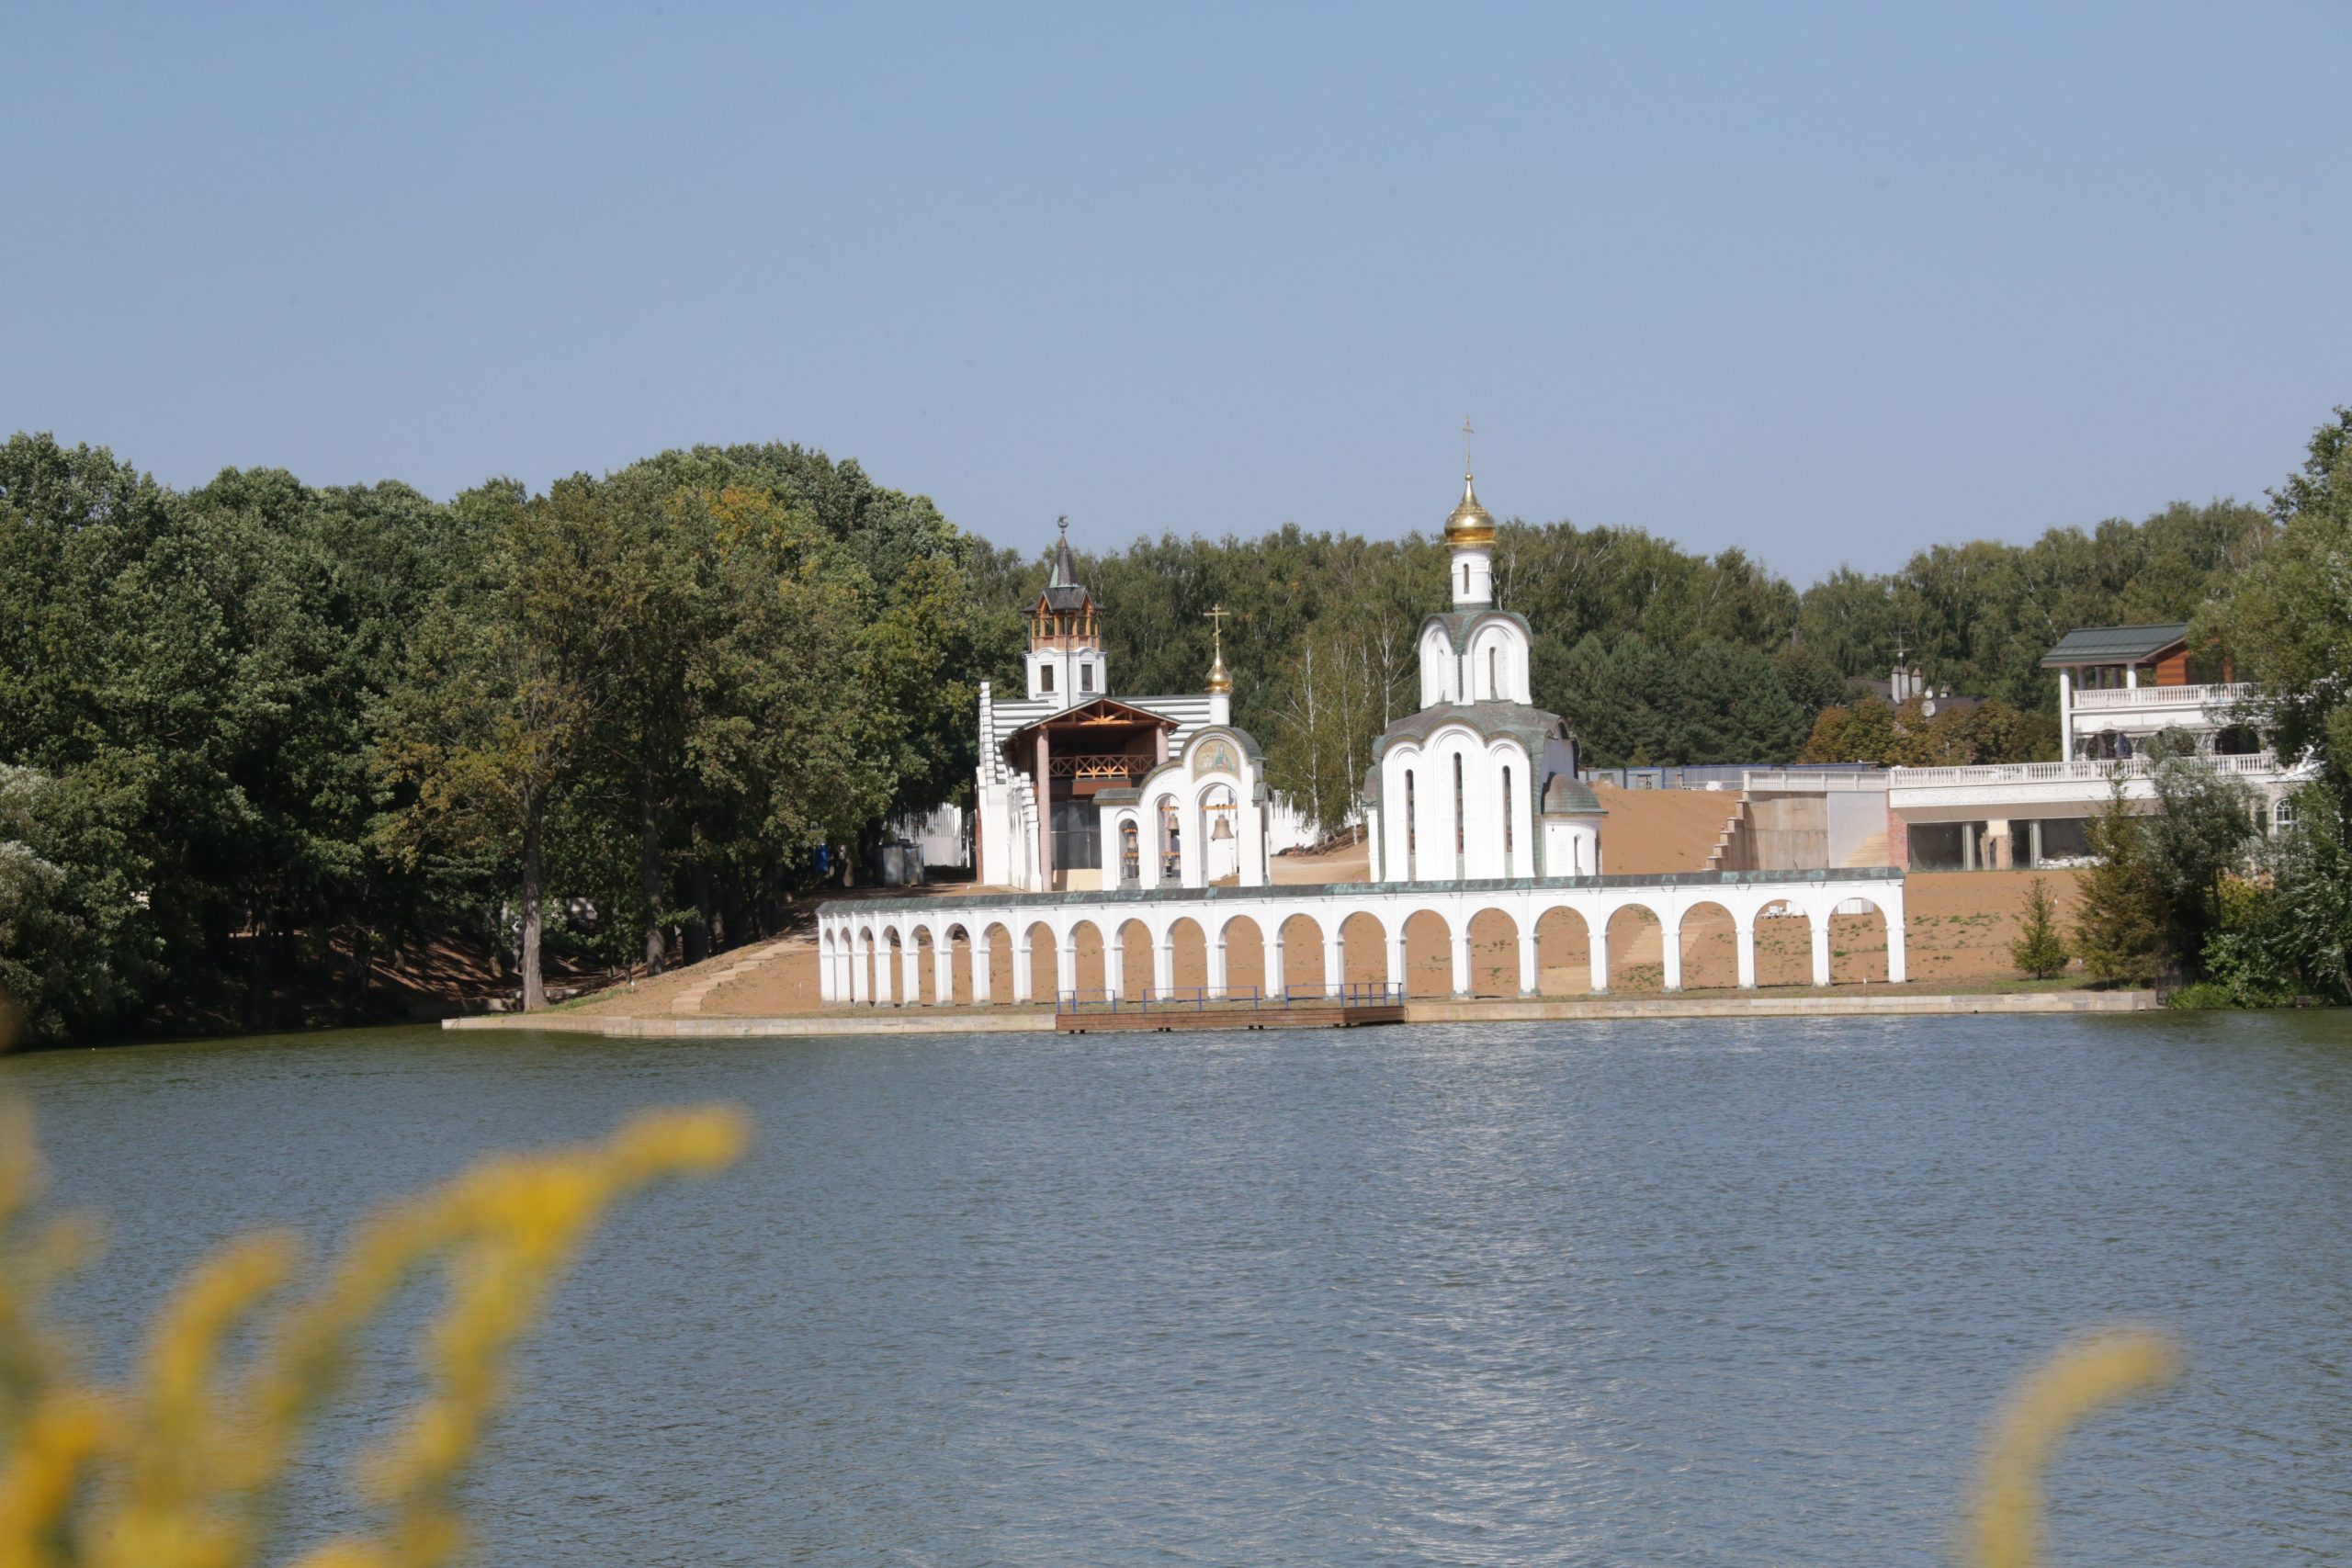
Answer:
5;1010;2349;1565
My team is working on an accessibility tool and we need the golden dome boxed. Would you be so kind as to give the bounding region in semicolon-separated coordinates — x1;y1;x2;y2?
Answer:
1443;471;1495;546
1206;649;1233;695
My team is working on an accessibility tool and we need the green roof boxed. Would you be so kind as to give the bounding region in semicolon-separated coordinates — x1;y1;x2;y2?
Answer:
2040;623;2188;667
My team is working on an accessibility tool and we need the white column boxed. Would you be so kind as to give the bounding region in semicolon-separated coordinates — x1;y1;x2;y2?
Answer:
932;933;953;1005
2058;669;2074;758
1154;939;1175;998
1450;924;1473;998
876;936;898;1005
850;932;871;1003
1241;794;1268;887
1322;927;1344;1000
1267;931;1284;1000
1736;916;1758;989
899;936;922;1006
1386;926;1408;996
972;931;993;1004
1885;892;1907;985
1661;913;1683;992
1516;919;1538;996
1012;937;1033;1003
1810;912;1833;987
1056;932;1076;1002
1207;936;1228;1000
1104;934;1125;1001
1589;919;1610;995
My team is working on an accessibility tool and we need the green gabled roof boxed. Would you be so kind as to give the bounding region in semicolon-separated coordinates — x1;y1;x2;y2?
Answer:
2040;623;2188;667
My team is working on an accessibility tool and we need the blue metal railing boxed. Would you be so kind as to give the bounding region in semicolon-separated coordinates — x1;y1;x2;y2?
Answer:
1056;982;1404;1016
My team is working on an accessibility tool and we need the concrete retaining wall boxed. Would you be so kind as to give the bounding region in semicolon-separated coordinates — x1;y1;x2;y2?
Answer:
443;989;2157;1036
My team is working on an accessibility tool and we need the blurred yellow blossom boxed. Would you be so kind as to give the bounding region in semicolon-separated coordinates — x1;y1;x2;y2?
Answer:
1966;1325;2183;1568
0;1100;750;1568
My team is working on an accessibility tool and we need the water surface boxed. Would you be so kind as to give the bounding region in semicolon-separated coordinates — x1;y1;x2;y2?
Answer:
7;1012;2349;1564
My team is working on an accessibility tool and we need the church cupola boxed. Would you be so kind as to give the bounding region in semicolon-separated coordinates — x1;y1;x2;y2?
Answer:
1444;421;1496;607
1204;602;1233;726
1025;517;1107;709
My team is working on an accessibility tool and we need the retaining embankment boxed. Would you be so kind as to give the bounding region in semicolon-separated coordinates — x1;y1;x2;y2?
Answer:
1403;989;2158;1023
443;1010;1056;1036
444;988;2158;1036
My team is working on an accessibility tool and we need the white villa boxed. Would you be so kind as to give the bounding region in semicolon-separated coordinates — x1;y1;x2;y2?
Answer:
1727;624;2300;874
1883;622;2291;871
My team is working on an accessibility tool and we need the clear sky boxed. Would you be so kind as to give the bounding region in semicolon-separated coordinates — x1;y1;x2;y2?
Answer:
6;2;2346;582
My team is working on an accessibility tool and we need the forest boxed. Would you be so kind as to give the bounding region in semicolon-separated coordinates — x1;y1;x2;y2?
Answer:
1;412;2345;1042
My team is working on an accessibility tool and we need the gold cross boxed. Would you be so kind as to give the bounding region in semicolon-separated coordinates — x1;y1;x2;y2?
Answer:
1205;602;1228;651
1463;416;1474;474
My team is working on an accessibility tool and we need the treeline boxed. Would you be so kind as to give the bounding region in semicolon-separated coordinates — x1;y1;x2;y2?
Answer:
0;436;1015;1042
0;417;2333;1043
1008;498;2265;827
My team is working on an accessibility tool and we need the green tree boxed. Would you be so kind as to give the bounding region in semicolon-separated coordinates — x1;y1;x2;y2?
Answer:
2205;408;2352;794
1798;697;1900;764
2254;785;2352;1002
374;479;633;1010
2073;777;2166;987
0;765;153;1042
2008;875;2071;979
2143;732;2259;975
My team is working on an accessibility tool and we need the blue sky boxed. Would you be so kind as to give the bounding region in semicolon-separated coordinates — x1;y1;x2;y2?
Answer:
6;2;2346;581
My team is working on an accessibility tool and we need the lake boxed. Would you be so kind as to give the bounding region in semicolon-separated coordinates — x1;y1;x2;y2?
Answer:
6;1012;2349;1565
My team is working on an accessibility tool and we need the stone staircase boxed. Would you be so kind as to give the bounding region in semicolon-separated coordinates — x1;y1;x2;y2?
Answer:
667;935;803;1016
1702;792;1753;873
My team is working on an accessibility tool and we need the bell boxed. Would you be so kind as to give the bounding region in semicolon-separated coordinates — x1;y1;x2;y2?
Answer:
1211;816;1234;840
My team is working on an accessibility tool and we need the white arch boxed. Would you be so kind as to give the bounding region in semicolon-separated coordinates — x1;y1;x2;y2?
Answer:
820;873;1907;1006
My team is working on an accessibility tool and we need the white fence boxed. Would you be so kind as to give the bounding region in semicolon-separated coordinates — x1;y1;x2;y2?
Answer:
2072;682;2253;712
1887;752;2279;789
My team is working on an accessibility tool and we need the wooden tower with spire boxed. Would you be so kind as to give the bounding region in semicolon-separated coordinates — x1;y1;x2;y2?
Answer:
1025;516;1106;707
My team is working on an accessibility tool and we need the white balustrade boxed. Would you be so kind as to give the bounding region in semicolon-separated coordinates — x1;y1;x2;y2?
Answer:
1888;751;2278;789
2071;682;2253;711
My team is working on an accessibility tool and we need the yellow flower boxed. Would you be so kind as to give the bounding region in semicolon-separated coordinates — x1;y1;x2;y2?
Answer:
1966;1325;2182;1568
0;1097;751;1568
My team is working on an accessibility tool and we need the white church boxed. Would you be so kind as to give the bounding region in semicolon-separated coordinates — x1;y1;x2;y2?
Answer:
1363;468;1605;880
971;458;1607;892
828;456;1917;1010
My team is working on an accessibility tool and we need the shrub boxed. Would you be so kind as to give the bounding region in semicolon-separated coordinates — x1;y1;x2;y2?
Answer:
2008;876;2071;979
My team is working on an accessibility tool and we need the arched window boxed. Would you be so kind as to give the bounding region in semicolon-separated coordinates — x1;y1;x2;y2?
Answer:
1502;765;1513;867
1040;664;1055;693
1453;754;1465;860
1461;563;1469;595
1488;646;1499;698
1120;819;1139;885
1404;769;1417;880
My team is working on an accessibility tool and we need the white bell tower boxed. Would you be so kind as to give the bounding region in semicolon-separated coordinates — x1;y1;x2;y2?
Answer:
1024;518;1105;709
